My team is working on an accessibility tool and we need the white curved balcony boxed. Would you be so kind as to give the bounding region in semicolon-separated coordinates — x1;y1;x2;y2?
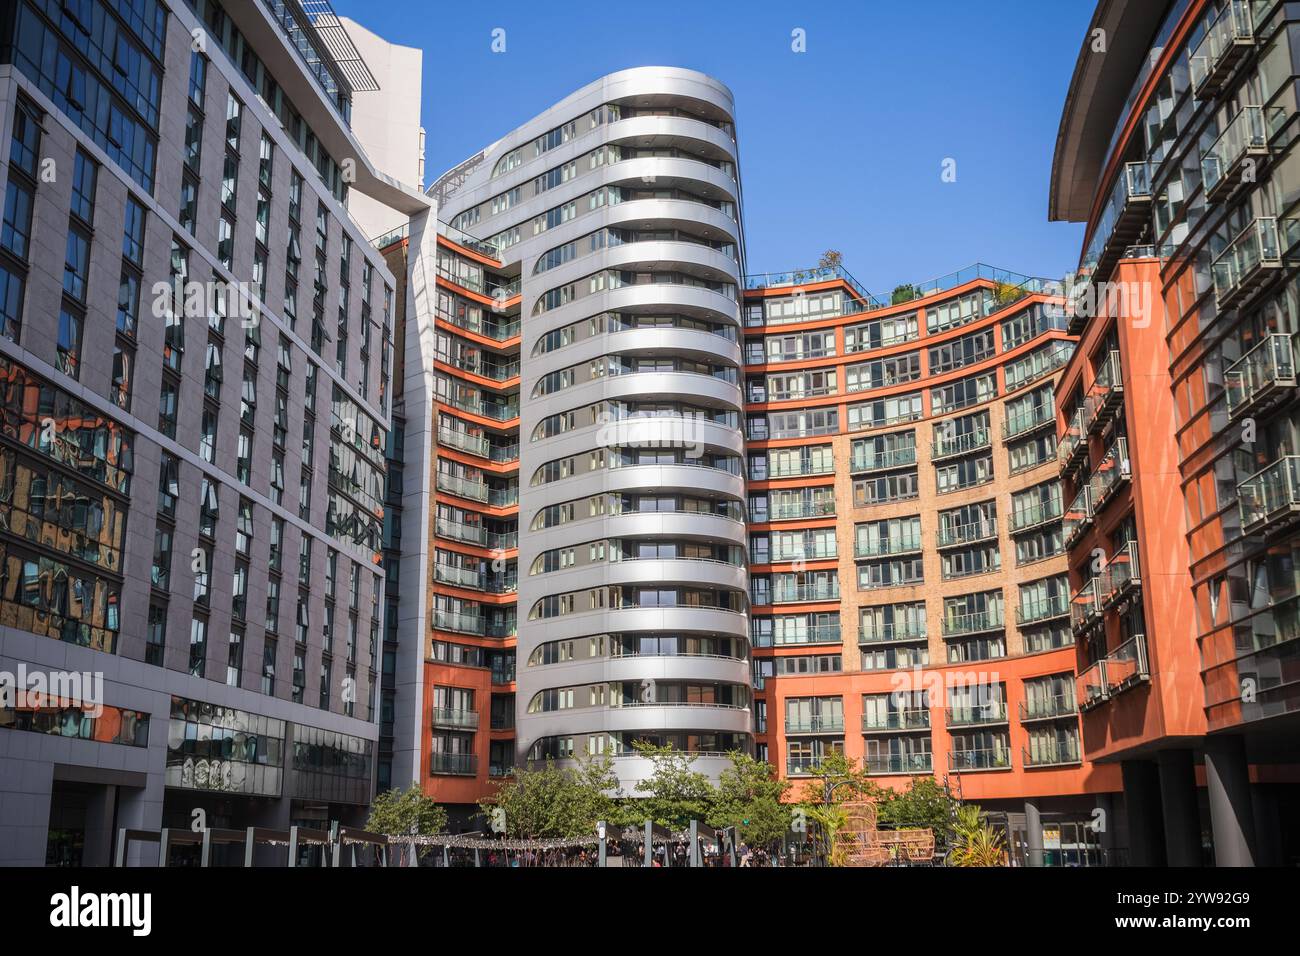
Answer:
519;605;749;644
533;555;748;595
603;115;738;164
523;510;747;553
529;283;741;336
529;652;752;690
524;461;745;506
530;416;744;464
530;369;743;414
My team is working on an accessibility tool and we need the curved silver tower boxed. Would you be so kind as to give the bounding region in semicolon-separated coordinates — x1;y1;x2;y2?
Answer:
436;68;752;789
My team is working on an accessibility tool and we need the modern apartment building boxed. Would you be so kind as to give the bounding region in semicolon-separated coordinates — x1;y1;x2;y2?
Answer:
1051;0;1300;865
742;264;1125;863
0;0;429;864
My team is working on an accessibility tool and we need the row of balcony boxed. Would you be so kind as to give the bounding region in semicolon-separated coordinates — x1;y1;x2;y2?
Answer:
851;445;917;473
785;740;1081;776
1068;161;1152;333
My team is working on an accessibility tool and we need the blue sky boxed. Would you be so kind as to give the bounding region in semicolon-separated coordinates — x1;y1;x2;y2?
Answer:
332;0;1096;296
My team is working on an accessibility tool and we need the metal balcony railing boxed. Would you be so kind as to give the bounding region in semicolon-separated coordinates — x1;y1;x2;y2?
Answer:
1076;634;1150;711
785;714;846;734
1237;455;1300;535
1063;484;1094;550
1015;594;1070;626
865;752;934;775
768;499;837;521
948;748;1012;772
436;472;489;503
1019;694;1077;722
1225;333;1297;421
941;612;1004;637
1023;737;1082;768
1190;0;1257;98
861;709;931;732
936;518;998;548
858;622;927;645
1202;104;1275;202
931;428;991;462
433;609;485;635
429;752;478;776
1003;402;1056;439
1089;437;1132;513
1010;497;1063;533
850;445;917;473
436;516;486;546
1058;408;1087;475
1101;541;1141;607
438;427;490;457
1212;217;1284;310
1069;579;1102;634
854;533;923;558
768;582;841;604
945;702;1009;727
1084;350;1124;435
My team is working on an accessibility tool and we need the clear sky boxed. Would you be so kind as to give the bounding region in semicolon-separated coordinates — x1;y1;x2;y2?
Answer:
331;0;1097;297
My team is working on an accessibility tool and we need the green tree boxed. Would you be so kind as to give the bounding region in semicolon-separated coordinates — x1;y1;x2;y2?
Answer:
631;741;717;829
891;283;919;305
878;776;958;831
478;754;621;839
366;785;448;848
798;751;882;806
707;751;790;849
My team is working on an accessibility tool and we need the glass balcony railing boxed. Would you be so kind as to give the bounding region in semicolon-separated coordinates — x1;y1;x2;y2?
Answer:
1212;217;1284;310
430;753;478;776
768;499;837;520
1058;408;1087;474
1019;694;1077;722
1010;497;1064;533
491;665;516;684
787;754;835;776
1190;0;1257;97
865;752;934;775
1225;333;1297;420
1016;594;1070;626
1076;659;1108;711
858;622;927;644
431;707;480;730
1238;455;1300;534
435;516;487;546
1003;403;1056;440
1076;162;1152;296
436;472;489;503
851;445;917;472
767;459;836;479
433;609;485;635
1069;579;1102;633
945;702;1009;727
1202;105;1274;201
785;714;845;734
1105;634;1150;695
1101;541;1141;606
1023;736;1082;768
862;709;931;732
434;563;482;589
761;623;842;646
437;307;521;341
1090;437;1132;512
936;518;998;548
948;748;1012;772
1063;484;1094;549
438;427;490;458
1084;350;1124;434
932;429;991;461
768;582;840;604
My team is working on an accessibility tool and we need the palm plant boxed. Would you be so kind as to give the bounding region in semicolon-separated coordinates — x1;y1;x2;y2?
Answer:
946;804;1006;867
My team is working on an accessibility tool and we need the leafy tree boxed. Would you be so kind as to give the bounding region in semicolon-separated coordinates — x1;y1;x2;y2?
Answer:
367;785;447;849
798;751;882;806
478;754;621;839
947;804;1007;867
891;283;919;305
707;751;790;848
878;776;958;831
631;741;717;829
